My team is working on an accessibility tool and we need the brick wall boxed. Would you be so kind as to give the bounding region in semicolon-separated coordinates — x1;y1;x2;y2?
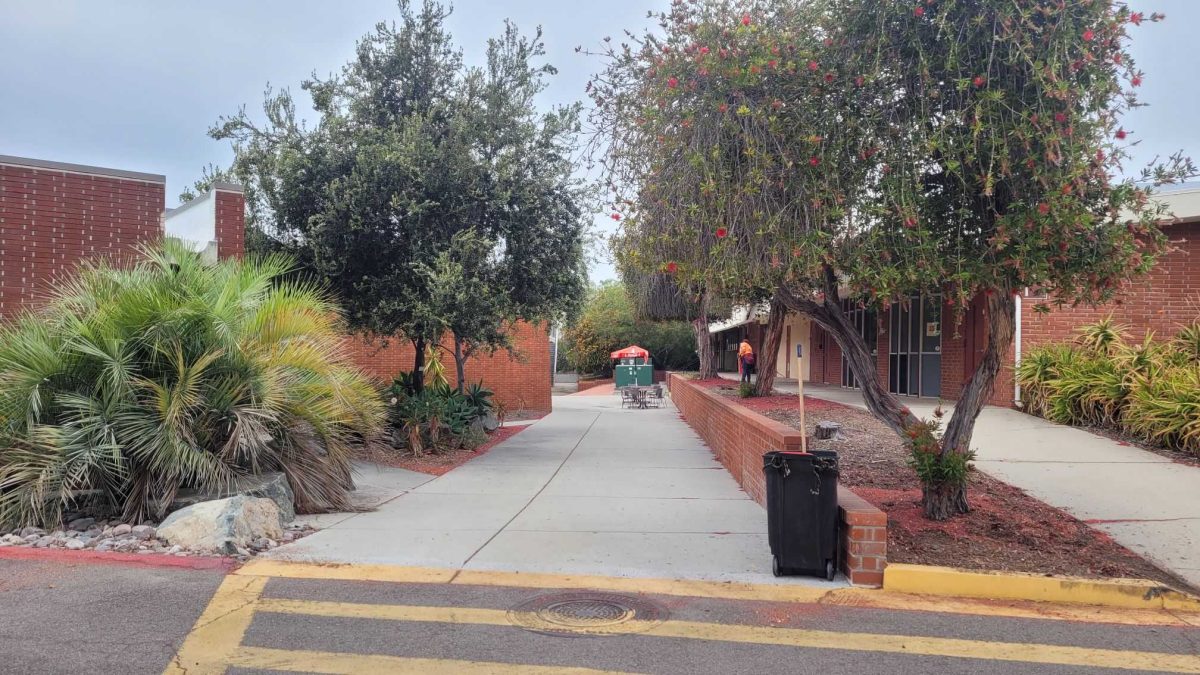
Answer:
1021;221;1200;349
668;374;888;586
213;185;244;260
576;377;614;392
345;323;552;414
0;156;165;317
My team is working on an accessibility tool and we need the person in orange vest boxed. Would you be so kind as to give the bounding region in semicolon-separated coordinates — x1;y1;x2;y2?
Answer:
738;338;755;384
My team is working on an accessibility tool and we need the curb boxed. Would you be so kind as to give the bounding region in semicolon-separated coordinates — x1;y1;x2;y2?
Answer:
0;544;239;571
883;563;1200;612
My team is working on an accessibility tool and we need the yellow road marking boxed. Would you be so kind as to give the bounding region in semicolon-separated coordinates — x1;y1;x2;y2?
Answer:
257;597;1200;673
229;646;636;674
238;559;1200;628
165;574;267;675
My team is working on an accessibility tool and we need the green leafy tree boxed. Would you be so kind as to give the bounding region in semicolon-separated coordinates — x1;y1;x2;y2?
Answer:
208;1;587;391
592;0;1191;518
564;281;697;377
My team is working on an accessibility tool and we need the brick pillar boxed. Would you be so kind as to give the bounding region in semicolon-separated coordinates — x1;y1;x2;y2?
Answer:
213;182;245;260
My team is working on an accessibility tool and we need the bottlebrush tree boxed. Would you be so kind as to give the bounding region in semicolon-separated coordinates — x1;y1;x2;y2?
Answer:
591;0;1191;518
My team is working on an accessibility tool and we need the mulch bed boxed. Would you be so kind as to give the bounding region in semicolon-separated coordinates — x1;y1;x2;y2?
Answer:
364;422;534;476
697;379;1189;589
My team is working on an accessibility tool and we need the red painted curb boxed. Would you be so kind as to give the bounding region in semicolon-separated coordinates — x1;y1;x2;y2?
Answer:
0;545;238;571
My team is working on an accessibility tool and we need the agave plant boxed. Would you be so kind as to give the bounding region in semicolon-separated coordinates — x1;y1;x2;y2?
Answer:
1125;366;1200;454
1172;321;1200;362
0;241;384;528
1075;316;1129;356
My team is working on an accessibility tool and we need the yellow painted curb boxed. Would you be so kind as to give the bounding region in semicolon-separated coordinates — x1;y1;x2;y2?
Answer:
884;563;1200;612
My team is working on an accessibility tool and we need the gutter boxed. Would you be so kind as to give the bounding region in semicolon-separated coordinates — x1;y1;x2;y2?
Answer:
1014;292;1022;407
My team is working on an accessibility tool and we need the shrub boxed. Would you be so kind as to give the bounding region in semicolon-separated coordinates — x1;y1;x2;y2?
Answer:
387;380;495;455
1016;318;1200;456
0;242;384;528
738;382;755;398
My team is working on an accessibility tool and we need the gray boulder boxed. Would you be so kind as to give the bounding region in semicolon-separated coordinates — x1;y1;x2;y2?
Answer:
157;496;283;555
168;472;295;523
481;412;500;433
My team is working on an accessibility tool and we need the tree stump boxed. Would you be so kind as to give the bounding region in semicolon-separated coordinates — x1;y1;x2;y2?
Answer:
815;421;842;440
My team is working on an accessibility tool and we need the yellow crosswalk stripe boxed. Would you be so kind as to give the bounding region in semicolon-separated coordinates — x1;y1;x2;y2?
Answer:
228;646;637;674
256;598;1200;673
238;559;1200;628
165;575;267;675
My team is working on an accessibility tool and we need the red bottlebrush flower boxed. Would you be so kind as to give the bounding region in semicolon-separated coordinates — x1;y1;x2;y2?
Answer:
1054;112;1067;123
1130;12;1144;25
699;46;710;55
1082;28;1095;41
667;77;679;89
1096;149;1106;162
718;103;729;113
903;217;917;228
719;49;729;59
855;75;865;87
662;46;671;54
973;75;985;87
716;227;728;238
809;157;820;167
611;213;622;221
823;38;833;47
768;59;778;69
666;261;678;274
770;100;783;110
914;6;925;17
808;60;819;71
1115;128;1128;140
1037;203;1050;215
741;13;751;26
1131;75;1142;87
824;72;834;83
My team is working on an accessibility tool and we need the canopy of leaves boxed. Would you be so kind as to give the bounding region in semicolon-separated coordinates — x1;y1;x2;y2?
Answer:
593;0;1191;313
210;0;589;347
563;281;699;376
0;241;384;528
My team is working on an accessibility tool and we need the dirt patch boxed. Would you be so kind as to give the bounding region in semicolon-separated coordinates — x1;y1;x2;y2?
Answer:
706;384;1189;589
364;424;532;476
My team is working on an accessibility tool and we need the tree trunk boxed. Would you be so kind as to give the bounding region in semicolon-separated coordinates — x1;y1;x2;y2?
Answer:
778;277;918;437
452;335;468;391
412;337;426;393
922;480;969;520
693;290;718;379
754;294;786;396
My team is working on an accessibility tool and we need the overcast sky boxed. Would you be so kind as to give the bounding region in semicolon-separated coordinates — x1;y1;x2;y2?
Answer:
3;1;1197;283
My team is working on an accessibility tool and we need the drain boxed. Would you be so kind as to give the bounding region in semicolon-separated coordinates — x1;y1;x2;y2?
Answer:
508;592;667;637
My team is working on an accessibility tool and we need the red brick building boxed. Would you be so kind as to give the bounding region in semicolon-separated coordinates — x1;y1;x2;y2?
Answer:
0;154;551;412
720;184;1200;408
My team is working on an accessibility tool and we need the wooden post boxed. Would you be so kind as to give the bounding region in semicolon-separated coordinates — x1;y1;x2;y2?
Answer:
797;343;807;453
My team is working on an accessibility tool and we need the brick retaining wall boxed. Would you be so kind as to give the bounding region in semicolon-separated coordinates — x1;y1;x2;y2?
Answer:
576;377;614;392
668;374;887;586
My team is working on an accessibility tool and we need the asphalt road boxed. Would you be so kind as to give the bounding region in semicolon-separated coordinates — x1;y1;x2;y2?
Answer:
2;554;1197;674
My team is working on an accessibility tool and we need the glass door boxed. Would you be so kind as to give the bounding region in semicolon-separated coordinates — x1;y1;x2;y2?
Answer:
888;295;941;397
840;301;877;389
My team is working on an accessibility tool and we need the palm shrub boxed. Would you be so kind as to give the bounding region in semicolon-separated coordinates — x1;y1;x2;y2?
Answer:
0;241;384;528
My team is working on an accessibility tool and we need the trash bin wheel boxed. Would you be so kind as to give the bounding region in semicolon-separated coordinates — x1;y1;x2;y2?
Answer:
825;560;835;581
772;555;782;577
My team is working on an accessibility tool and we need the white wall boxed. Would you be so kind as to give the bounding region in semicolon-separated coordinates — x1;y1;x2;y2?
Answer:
776;313;811;382
163;190;216;253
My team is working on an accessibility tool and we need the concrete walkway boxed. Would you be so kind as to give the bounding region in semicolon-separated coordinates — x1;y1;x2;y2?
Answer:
272;389;837;587
742;374;1200;589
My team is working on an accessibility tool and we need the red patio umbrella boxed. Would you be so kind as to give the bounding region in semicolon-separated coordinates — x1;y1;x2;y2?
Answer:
610;345;651;359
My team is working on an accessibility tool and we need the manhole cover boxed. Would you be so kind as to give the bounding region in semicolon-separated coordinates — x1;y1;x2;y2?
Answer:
508;592;667;637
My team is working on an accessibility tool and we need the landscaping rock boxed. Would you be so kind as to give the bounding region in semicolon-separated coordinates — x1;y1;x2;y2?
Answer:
131;525;156;540
19;526;45;538
64;539;85;551
157;496;284;555
67;517;96;532
111;524;132;536
168;472;296;523
482;412;500;433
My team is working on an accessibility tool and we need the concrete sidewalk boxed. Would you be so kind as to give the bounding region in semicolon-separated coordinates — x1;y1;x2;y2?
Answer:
271;389;835;587
744;374;1200;589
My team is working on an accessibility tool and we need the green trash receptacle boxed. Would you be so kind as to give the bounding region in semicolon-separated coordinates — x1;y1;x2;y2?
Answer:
614;357;653;388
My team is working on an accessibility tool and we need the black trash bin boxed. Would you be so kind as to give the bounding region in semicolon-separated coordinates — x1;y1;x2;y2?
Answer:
763;450;839;580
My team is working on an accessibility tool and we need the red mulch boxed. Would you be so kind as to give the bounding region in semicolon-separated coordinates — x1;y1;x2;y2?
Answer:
369;424;532;476
712;386;1189;589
